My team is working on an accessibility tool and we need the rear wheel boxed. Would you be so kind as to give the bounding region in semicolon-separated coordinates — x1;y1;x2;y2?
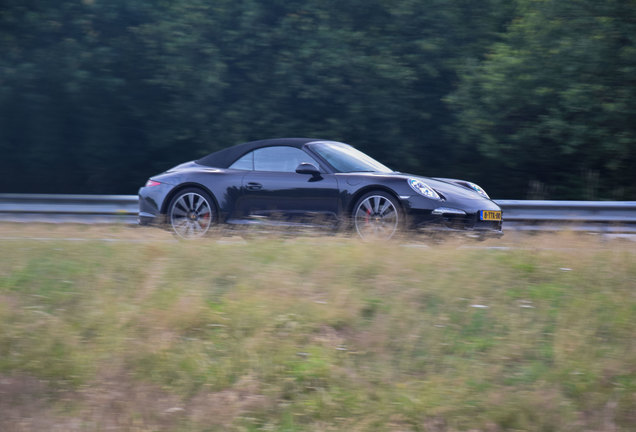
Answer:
167;188;216;239
353;191;402;240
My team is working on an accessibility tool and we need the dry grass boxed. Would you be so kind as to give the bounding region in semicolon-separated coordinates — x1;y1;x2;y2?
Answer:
0;224;635;431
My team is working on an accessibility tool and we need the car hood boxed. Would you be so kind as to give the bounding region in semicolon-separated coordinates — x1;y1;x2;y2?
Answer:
347;171;491;201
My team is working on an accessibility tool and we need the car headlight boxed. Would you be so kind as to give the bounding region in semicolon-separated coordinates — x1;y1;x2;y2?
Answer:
408;178;441;200
467;182;489;199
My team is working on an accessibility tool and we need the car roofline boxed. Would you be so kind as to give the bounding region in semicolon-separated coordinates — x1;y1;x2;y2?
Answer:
196;138;333;168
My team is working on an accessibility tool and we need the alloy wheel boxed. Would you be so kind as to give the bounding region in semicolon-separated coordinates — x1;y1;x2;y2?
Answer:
169;192;214;238
354;194;399;239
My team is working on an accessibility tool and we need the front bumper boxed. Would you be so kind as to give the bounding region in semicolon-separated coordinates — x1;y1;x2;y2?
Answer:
412;211;503;236
400;196;503;235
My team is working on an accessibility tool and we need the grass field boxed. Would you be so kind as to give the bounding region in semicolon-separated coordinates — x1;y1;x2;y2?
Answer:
0;224;635;431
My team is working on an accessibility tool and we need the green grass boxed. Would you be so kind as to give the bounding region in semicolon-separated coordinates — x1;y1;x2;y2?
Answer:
0;232;635;431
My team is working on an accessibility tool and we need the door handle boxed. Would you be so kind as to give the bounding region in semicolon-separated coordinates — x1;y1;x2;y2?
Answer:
246;182;263;191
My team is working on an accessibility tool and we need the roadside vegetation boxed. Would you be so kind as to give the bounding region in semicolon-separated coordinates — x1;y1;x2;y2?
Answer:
1;225;635;431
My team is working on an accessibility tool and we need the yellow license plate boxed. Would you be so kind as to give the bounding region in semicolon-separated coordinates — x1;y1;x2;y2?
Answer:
480;210;502;221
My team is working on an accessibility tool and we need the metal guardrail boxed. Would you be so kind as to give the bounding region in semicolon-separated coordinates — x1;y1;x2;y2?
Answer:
1;194;636;231
496;200;636;222
496;200;636;233
0;194;139;224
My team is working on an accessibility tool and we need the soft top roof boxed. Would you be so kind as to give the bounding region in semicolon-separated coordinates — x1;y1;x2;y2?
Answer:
196;138;321;168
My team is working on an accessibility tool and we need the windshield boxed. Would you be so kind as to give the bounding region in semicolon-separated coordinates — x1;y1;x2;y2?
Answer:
309;142;393;173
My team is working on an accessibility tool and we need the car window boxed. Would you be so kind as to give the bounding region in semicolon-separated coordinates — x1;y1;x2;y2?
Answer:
229;152;253;170
309;141;392;173
252;146;320;172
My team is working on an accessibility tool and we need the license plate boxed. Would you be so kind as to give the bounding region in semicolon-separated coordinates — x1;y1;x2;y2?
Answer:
480;210;502;221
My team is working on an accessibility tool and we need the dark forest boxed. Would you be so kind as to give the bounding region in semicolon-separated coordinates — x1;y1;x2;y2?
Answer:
1;0;635;199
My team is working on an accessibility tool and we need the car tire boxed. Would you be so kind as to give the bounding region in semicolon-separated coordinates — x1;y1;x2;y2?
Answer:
167;188;217;239
352;191;403;240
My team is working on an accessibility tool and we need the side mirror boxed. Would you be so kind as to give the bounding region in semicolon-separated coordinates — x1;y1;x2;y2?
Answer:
295;162;321;176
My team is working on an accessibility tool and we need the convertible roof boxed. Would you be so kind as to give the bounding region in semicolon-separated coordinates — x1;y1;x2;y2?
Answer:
196;138;320;168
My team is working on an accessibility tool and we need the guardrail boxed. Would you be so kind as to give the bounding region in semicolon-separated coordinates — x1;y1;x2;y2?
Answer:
496;200;636;232
1;194;636;232
0;194;139;224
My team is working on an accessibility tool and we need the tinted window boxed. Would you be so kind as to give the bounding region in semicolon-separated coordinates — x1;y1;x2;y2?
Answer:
309;142;392;173
229;152;253;170
253;146;319;172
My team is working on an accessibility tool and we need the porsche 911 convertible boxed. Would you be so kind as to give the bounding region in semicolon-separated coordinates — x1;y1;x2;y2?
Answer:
138;138;502;239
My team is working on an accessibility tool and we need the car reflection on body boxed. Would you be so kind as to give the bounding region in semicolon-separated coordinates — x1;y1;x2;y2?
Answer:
138;138;502;239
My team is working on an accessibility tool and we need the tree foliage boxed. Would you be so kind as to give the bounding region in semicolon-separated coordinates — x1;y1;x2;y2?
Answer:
448;0;636;198
0;0;633;198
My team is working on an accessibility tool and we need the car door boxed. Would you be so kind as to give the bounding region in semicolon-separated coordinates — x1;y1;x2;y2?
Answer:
233;146;340;225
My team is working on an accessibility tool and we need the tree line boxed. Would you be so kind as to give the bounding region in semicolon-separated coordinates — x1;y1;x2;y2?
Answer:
1;0;634;198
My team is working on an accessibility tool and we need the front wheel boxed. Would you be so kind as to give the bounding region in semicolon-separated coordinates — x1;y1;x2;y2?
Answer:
352;191;403;240
167;188;217;239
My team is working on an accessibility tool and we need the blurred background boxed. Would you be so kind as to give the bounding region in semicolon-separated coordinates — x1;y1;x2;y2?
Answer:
1;0;635;199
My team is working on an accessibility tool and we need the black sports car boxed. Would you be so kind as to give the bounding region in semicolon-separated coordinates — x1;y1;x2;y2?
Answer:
138;138;502;239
